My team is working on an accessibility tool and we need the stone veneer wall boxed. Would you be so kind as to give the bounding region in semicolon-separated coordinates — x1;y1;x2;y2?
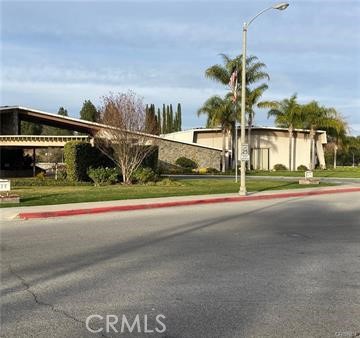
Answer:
158;139;222;170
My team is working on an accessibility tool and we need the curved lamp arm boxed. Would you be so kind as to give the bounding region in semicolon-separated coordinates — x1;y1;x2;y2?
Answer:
245;3;289;29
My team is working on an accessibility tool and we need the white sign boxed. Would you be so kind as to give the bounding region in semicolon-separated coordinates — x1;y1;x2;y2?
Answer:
305;171;313;179
0;179;10;192
240;144;250;161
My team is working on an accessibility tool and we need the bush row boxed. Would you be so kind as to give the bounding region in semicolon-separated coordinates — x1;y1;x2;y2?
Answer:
273;164;309;171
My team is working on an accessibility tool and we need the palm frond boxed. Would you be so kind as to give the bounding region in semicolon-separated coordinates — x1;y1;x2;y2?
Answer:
205;65;229;85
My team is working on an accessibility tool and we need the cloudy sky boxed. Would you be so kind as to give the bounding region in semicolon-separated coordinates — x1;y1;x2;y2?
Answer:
1;0;359;134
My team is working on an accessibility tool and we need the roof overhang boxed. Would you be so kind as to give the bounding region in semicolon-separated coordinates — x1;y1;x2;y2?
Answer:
0;106;105;135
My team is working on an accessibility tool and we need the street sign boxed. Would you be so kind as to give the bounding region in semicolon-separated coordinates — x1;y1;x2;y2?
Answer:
305;171;313;179
240;144;249;161
0;179;10;192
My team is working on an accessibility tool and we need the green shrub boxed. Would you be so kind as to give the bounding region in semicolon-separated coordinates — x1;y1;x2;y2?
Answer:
297;165;308;171
132;167;158;184
175;157;198;169
165;167;193;174
64;142;93;181
11;178;91;187
36;172;46;180
87;167;119;186
206;167;219;174
64;141;114;181
57;167;67;180
273;163;288;171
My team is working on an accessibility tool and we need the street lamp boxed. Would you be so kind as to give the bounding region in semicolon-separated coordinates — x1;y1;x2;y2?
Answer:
239;2;289;195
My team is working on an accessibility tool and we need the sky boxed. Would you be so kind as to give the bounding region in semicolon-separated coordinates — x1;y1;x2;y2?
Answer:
1;0;359;134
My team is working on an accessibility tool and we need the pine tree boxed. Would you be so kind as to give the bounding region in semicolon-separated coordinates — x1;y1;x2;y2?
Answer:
80;100;98;122
58;107;68;116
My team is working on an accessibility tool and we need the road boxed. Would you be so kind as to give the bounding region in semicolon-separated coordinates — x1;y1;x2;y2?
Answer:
1;192;360;337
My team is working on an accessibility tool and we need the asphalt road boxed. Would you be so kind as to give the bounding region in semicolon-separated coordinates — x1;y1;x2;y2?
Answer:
1;192;360;338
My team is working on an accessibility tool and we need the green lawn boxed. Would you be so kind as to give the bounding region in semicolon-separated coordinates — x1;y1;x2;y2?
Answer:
2;178;333;208
248;166;360;178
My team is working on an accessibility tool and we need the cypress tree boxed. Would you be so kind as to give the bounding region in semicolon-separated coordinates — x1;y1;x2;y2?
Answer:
145;104;151;133
166;105;171;133
162;104;167;134
169;104;174;132
177;103;182;131
157;108;161;133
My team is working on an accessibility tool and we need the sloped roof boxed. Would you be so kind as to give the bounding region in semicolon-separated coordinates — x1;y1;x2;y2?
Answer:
0;106;222;151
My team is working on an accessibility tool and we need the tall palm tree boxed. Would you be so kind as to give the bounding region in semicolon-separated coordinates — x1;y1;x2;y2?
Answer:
197;95;234;172
300;101;340;170
267;94;302;171
205;54;270;89
205;54;270;169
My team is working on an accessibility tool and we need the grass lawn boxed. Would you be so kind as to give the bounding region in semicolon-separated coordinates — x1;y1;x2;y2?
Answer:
248;166;360;178
2;178;333;208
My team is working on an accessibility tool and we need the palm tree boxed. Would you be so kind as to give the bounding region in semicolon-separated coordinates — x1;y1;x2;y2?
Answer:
323;109;348;169
267;94;302;171
205;54;270;169
197;96;234;172
205;54;270;89
300;101;340;170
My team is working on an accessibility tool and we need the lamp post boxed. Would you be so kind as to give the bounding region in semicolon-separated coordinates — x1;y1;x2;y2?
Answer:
239;2;289;195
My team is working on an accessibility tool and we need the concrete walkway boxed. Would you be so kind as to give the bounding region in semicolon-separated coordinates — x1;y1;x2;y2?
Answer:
2;184;360;221
166;174;360;184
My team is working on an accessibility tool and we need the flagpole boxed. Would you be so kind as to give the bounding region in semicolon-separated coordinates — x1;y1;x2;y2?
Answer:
234;72;238;183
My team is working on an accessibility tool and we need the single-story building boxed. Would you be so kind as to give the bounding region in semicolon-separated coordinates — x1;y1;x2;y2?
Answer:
0;106;222;177
162;126;327;171
0;106;328;177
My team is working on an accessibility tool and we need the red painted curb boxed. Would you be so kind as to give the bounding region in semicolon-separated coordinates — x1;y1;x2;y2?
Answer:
18;187;360;220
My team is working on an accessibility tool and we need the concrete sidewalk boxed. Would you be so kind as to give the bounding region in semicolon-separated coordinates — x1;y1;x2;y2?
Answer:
2;184;360;221
167;174;360;184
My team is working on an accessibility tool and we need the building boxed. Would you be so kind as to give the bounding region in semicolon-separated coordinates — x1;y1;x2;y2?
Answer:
0;106;328;177
0;106;222;177
163;126;327;171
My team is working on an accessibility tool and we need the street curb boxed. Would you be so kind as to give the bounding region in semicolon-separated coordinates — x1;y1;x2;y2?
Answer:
18;187;360;220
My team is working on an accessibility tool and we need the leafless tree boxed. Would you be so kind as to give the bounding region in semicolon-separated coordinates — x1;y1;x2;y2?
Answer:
95;91;158;184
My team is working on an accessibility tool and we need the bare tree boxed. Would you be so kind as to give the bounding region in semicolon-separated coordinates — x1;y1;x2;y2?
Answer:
95;91;158;184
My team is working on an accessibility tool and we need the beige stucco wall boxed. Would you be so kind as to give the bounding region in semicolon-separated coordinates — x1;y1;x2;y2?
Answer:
163;128;327;170
195;132;231;149
161;130;194;143
250;130;314;169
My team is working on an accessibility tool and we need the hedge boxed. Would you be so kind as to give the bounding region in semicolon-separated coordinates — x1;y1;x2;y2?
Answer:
64;142;158;182
64;141;113;181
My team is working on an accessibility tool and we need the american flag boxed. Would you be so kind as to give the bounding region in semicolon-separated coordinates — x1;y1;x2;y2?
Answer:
229;70;238;102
